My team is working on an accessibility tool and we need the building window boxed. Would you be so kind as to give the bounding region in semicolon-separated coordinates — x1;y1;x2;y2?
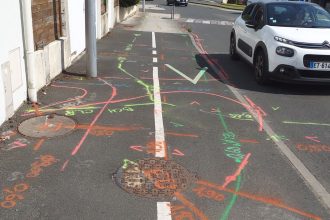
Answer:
32;0;62;50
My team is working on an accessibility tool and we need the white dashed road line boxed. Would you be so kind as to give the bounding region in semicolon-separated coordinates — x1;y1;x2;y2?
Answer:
152;32;172;220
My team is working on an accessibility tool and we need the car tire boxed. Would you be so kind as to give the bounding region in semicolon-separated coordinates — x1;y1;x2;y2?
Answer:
254;50;270;85
229;34;239;60
185;3;188;6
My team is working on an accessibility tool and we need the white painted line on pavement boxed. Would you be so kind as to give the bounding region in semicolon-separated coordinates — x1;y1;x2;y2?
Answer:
153;50;157;55
153;57;158;63
153;66;166;158
157;202;172;220
152;32;156;49
189;33;330;212
152;32;172;220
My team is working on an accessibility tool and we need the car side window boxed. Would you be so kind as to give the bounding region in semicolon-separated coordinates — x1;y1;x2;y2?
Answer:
253;5;265;27
242;4;255;21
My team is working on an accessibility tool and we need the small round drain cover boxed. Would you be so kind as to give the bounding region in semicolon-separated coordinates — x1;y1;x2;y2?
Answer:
113;158;194;199
18;114;76;138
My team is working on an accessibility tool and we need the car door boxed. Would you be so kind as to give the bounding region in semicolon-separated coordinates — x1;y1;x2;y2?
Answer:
236;3;257;62
243;4;267;63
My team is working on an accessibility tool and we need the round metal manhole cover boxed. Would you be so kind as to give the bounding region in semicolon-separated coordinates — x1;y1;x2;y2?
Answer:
18;114;76;138
113;158;195;199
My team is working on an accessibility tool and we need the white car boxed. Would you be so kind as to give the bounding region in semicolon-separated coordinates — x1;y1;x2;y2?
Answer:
230;1;330;84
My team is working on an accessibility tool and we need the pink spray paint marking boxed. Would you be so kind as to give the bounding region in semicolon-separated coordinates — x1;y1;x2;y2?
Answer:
71;78;117;156
172;149;185;157
222;153;251;188
130;146;144;152
11;141;27;148
305;136;321;143
61;78;117;171
61;160;70;172
190;101;200;105
244;96;266;132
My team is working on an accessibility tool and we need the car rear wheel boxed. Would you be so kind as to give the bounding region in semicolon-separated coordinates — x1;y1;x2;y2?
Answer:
254;50;270;85
229;34;239;60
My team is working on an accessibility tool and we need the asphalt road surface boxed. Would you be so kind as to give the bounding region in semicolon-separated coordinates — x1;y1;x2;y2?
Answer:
0;1;329;220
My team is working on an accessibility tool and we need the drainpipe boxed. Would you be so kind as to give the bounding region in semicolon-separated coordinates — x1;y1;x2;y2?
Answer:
20;0;38;102
85;0;98;77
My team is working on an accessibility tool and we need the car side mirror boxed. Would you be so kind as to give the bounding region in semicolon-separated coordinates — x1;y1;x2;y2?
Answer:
246;20;257;28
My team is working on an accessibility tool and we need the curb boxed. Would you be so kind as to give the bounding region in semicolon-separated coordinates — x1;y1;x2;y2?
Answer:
189;1;245;11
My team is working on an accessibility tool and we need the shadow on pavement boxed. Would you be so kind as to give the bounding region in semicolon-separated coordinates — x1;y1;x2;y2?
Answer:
195;53;330;96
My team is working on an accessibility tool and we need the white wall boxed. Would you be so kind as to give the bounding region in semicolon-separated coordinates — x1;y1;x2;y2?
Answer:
108;0;116;29
0;0;27;125
68;0;86;61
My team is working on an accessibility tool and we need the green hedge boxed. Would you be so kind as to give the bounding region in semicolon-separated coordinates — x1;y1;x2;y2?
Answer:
120;0;140;7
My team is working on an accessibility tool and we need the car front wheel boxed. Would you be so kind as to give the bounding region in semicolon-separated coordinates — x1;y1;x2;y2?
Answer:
254;50;270;85
229;34;239;60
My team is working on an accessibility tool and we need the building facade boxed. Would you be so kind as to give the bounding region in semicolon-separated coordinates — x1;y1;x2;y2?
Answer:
0;0;124;126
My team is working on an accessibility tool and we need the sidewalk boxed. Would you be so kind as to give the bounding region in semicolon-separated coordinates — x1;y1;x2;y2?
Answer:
0;10;191;219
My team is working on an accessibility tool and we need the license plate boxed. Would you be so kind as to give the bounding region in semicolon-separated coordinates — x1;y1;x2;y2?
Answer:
310;62;330;70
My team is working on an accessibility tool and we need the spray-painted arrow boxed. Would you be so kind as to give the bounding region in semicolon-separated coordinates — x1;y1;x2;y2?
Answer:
165;64;208;84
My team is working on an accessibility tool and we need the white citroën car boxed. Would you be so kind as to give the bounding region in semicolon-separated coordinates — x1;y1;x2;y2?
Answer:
230;1;330;84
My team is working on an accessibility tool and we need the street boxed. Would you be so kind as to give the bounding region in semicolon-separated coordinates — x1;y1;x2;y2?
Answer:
0;1;330;219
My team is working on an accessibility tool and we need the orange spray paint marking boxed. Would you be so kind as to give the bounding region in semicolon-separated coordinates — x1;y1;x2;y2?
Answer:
222;153;251;188
144;169;177;189
32;103;42;116
174;192;208;220
26;155;57;178
196;180;321;220
163;95;167;103
0;183;29;209
192;185;225;202
34;138;46;151
296;144;330;153
171;205;195;220
239;139;259;144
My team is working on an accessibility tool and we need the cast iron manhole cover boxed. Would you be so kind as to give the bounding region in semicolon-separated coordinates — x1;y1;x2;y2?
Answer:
113;158;195;199
18;114;76;138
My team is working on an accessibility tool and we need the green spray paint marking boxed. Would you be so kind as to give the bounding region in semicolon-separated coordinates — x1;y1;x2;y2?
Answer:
216;108;229;132
117;57;154;101
170;122;184;127
122;159;138;169
220;175;242;220
216;106;245;219
283;121;330;127
165;64;208;85
125;44;133;51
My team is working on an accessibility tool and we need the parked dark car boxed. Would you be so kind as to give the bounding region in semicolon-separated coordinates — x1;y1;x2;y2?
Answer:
167;0;188;6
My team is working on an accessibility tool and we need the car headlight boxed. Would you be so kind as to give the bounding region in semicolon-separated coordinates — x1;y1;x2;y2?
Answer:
276;46;294;57
274;36;293;45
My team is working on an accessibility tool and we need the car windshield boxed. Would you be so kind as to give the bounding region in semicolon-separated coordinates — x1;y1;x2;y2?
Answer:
267;3;330;28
